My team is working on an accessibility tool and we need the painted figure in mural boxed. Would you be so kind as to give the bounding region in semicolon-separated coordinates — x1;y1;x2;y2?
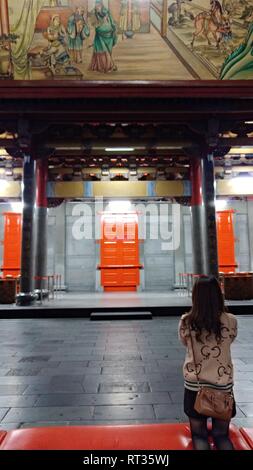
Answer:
132;1;141;32
168;0;192;26
67;8;90;63
119;0;128;36
191;0;228;49
49;0;62;6
219;8;233;52
44;14;70;74
89;0;117;73
119;0;141;38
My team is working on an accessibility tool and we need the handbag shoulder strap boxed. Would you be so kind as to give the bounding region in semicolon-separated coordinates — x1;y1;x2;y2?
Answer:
188;323;201;388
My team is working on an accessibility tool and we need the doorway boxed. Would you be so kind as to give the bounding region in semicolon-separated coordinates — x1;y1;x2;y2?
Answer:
99;211;141;292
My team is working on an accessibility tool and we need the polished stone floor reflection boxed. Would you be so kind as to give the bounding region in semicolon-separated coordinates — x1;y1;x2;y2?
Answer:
0;316;252;430
1;292;253;310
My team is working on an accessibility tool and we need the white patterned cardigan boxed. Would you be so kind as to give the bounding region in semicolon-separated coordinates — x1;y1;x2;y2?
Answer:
178;312;237;391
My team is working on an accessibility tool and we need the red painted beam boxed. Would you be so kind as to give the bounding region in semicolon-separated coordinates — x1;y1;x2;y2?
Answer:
1;81;253;99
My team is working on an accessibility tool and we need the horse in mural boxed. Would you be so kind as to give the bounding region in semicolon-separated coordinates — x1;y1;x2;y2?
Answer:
190;0;229;49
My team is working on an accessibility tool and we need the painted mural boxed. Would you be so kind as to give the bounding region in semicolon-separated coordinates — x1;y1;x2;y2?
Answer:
0;0;253;80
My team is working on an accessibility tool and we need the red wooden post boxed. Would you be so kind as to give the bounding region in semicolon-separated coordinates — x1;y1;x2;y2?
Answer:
1;0;10;35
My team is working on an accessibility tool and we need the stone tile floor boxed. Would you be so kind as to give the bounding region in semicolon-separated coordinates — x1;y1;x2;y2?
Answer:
0;316;252;430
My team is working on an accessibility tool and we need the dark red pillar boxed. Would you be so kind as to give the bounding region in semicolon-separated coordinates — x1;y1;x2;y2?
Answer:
16;155;36;306
190;157;207;275
202;153;219;278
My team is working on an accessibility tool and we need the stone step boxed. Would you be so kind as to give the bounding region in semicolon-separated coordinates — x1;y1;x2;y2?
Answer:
90;311;152;320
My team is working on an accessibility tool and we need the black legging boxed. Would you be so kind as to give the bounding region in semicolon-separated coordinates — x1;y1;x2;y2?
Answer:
189;416;234;450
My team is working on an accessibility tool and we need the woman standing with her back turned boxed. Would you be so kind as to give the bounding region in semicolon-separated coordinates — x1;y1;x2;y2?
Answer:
178;276;237;450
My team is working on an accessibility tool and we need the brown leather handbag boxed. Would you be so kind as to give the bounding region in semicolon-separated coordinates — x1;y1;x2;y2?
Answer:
194;386;234;420
189;331;234;421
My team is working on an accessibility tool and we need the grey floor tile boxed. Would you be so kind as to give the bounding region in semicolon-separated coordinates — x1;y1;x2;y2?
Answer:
240;358;253;365
156;359;182;367
20;421;70;428
18;356;52;363
146;364;181;373
81;383;100;393
154;404;184;420
0;376;52;385
38;368;91;376
35;392;172;407
99;383;150;393
0;361;25;369
0;396;38;407
23;383;84;394
232;417;253;427
149;380;184;392
169;391;184;403
0;408;9;421
17;361;60;369
1;406;93;423
141;353;183;360
29;347;60;352
58;361;89;368
0;385;28;395
103;354;142;361
38;340;65;345
89;359;158;367
235;364;253;371
0;422;21;430
51;355;104;361
101;366;146;375
5;368;42;377
235;371;253;380
233;391;253;403
96;373;164;382
237;403;253;417
234;382;253;391
0;369;13;376
50;375;84;383
93;405;155;420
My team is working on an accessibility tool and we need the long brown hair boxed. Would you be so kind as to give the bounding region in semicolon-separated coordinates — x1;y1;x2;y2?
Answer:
186;275;225;342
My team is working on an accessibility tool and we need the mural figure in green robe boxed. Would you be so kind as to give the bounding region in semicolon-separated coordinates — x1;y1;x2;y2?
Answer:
67;7;90;63
89;0;117;73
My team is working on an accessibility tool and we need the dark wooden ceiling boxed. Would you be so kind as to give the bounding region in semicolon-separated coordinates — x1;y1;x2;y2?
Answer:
0;81;253;179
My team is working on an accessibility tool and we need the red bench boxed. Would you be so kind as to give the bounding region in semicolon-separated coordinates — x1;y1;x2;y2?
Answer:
239;428;253;450
0;423;250;450
0;431;7;446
